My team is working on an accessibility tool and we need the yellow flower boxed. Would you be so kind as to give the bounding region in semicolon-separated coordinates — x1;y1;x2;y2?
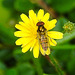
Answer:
14;9;63;58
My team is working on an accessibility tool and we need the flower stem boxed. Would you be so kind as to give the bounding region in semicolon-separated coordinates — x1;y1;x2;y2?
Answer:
32;58;43;75
36;0;58;18
45;54;66;75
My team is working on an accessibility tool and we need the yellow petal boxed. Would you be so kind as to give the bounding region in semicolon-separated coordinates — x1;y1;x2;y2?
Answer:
44;19;57;30
30;39;37;51
37;9;44;21
49;38;57;46
15;24;29;32
19;21;25;26
45;48;50;55
19;22;37;34
48;31;63;39
15;24;24;31
22;42;32;53
20;14;29;24
33;41;39;58
41;13;50;22
15;37;33;45
14;31;31;37
29;10;38;24
19;21;31;30
20;14;37;32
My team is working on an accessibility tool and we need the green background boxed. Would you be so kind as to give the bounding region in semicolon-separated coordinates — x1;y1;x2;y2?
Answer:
0;0;75;75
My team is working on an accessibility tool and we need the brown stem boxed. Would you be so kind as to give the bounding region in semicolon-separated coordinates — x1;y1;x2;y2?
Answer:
45;55;66;75
36;0;58;18
45;55;54;66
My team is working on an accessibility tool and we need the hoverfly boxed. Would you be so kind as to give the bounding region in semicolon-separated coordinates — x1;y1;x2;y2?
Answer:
37;21;50;54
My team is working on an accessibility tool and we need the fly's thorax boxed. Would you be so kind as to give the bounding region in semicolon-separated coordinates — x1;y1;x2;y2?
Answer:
37;25;46;32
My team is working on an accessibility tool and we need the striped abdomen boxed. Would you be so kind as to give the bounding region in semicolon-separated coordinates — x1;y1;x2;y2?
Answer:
40;33;48;51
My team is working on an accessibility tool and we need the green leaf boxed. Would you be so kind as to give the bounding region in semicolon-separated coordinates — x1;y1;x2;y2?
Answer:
51;44;75;50
52;49;71;62
32;57;43;75
17;63;35;75
0;62;6;70
0;0;11;25
67;10;75;22
67;60;75;74
14;0;35;13
53;17;67;31
40;56;57;74
13;50;32;62
51;0;75;13
56;30;75;44
0;23;17;45
2;0;14;9
0;49;10;60
6;68;18;75
0;62;6;75
43;74;57;75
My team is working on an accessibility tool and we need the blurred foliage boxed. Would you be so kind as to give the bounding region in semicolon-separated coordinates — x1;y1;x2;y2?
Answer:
0;0;75;75
44;0;75;13
51;0;75;13
14;0;35;13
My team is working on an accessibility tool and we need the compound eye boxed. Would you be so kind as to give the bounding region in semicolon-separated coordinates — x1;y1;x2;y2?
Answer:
37;22;44;26
37;22;40;26
41;22;44;25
